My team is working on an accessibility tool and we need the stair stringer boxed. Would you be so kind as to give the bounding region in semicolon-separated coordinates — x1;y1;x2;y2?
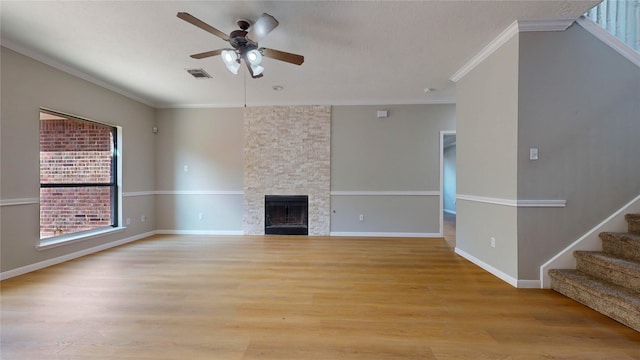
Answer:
540;194;640;288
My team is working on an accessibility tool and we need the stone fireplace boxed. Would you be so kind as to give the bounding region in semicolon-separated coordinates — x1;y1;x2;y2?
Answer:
243;106;331;235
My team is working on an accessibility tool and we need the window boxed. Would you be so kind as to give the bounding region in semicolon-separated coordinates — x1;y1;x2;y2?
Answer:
40;110;119;241
586;0;639;52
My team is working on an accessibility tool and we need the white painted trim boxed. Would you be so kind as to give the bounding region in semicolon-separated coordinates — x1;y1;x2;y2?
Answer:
0;39;156;107
576;16;640;69
330;232;441;238
456;194;517;207
123;191;155;197
456;194;566;208
454;247;518;288
443;209;457;215
155;190;244;196
518;19;574;32
330;191;439;196
37;227;126;250
516;199;567;208
450;21;519;82
1;231;156;280
540;193;640;289
0;198;39;206
158;97;457;109
451;19;575;82
156;230;244;236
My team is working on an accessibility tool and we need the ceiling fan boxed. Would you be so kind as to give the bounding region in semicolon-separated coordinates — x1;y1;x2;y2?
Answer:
177;12;304;79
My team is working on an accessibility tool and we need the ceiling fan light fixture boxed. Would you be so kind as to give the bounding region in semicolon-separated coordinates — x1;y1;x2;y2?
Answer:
221;49;240;75
246;49;262;65
251;64;265;76
221;49;237;64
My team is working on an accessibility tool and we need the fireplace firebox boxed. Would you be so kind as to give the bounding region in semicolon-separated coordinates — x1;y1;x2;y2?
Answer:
265;195;308;235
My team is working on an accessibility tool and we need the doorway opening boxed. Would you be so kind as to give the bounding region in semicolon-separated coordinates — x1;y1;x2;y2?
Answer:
440;131;456;248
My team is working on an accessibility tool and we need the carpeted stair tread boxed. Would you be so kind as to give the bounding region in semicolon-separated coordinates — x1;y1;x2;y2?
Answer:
549;269;640;332
626;214;640;235
574;251;640;292
600;232;640;262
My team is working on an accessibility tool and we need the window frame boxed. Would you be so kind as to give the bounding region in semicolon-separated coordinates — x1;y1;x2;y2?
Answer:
38;108;123;249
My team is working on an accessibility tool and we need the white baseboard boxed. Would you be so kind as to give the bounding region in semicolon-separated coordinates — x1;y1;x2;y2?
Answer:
156;230;244;236
454;247;519;288
0;231;156;280
330;232;441;238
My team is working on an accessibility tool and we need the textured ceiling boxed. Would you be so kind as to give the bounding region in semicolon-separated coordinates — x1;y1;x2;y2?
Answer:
0;1;599;108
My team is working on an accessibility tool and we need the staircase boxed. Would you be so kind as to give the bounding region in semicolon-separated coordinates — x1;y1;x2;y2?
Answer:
549;214;640;332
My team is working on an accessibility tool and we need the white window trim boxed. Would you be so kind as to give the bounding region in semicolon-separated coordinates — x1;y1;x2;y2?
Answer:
37;226;126;250
39;108;123;247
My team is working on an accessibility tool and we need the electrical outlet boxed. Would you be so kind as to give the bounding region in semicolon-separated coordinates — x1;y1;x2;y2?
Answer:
198;212;204;220
126;218;131;225
141;215;146;223
490;237;496;248
359;214;364;221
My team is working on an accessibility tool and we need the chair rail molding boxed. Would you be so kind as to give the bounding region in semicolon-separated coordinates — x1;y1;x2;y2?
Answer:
0;198;39;206
456;194;566;208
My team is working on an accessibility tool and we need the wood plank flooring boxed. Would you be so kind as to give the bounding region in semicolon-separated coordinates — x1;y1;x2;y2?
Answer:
2;235;639;359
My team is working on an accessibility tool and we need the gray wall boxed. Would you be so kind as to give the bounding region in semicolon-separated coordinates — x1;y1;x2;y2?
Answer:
456;35;520;279
456;24;640;282
516;24;640;279
155;104;455;236
330;104;456;235
155;108;244;233
1;47;156;272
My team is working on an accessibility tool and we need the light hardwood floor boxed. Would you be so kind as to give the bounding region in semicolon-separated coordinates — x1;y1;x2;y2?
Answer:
1;235;639;359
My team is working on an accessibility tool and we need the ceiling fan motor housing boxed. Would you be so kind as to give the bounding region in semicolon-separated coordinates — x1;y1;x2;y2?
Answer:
236;19;251;30
229;29;258;52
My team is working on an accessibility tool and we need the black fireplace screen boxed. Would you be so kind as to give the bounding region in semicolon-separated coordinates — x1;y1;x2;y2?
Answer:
265;195;308;235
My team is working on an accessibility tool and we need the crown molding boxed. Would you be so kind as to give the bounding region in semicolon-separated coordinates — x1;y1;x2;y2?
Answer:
518;19;574;32
451;19;574;82
1;40;157;108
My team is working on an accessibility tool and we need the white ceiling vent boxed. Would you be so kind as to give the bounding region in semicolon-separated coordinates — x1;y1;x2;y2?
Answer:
186;68;212;79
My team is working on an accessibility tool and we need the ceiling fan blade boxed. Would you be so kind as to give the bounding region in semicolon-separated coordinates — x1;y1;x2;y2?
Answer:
248;13;279;42
261;48;304;66
177;12;229;41
190;49;224;59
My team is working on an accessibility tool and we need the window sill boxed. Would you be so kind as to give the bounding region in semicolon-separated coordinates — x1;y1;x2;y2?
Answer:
37;227;126;250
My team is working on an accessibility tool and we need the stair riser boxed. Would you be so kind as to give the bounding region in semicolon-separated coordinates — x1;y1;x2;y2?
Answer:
626;214;640;235
601;237;640;262
549;274;640;332
576;258;640;293
629;220;640;235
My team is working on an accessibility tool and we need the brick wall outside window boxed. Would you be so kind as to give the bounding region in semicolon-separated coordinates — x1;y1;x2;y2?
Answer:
40;117;114;239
